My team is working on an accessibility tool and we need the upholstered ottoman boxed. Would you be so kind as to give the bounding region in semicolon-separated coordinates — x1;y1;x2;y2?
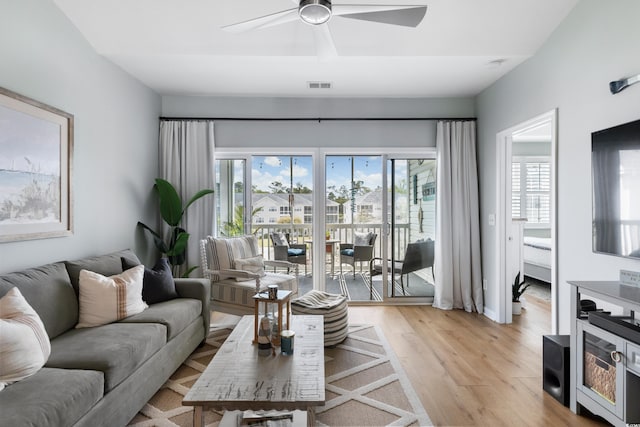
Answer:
291;290;348;346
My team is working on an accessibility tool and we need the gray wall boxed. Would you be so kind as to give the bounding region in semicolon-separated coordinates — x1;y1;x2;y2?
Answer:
0;0;161;273
162;96;475;148
476;0;640;332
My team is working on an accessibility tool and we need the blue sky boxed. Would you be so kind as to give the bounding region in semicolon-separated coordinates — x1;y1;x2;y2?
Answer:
0;104;61;175
250;155;390;193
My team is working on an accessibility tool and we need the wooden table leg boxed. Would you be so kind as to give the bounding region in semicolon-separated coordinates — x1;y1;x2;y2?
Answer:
254;301;259;343
330;244;335;277
307;407;315;427
286;301;291;331
193;406;203;427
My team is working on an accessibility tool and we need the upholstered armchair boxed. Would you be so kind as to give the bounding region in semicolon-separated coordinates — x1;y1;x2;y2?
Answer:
270;232;308;276
339;231;377;278
200;235;298;316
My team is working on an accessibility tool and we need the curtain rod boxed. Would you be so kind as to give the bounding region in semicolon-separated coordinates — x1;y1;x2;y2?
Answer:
159;116;477;122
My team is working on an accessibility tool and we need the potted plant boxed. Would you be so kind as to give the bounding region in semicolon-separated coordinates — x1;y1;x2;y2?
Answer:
512;272;531;315
138;178;214;277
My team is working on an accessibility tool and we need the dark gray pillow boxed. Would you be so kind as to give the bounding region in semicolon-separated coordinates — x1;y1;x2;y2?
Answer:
121;257;178;304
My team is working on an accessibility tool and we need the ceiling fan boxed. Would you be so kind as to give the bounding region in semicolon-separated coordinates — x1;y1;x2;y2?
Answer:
222;0;428;59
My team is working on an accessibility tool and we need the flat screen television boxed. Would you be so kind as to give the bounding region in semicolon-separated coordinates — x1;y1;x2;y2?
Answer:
592;118;640;259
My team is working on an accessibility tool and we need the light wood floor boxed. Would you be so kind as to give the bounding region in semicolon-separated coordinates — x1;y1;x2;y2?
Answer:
348;297;609;426
212;296;609;426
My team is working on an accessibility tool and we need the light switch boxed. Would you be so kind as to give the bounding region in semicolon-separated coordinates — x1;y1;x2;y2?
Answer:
488;214;495;226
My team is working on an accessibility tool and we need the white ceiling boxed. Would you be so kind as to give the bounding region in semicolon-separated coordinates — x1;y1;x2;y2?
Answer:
53;0;578;98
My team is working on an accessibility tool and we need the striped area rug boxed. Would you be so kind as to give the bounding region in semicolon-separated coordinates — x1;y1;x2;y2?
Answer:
128;323;432;426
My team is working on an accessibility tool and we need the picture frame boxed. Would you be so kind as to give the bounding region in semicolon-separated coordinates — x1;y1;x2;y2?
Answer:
0;87;73;242
422;182;436;201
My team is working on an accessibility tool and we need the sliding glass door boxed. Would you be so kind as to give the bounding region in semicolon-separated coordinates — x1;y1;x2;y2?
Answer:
215;151;436;304
386;158;436;301
326;155;383;301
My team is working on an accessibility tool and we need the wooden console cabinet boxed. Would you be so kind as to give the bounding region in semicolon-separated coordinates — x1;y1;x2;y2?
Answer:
569;281;640;426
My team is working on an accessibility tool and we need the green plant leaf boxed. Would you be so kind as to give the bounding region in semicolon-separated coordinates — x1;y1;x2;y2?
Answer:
182;265;199;278
182;189;214;215
167;231;190;257
155;178;183;227
138;221;169;254
137;221;162;240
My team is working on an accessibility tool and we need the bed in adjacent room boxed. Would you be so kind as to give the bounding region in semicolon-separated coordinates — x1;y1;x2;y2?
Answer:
523;236;551;283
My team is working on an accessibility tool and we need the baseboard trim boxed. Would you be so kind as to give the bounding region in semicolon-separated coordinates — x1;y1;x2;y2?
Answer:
483;306;499;322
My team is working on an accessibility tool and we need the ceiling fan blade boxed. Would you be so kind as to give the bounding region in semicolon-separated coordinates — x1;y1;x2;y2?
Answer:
222;8;299;33
332;4;427;27
312;24;338;60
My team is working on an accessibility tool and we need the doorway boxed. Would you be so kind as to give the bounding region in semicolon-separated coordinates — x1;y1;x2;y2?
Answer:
496;110;558;332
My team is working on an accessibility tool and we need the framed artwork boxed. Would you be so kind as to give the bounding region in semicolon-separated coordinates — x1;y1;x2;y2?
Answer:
0;87;73;242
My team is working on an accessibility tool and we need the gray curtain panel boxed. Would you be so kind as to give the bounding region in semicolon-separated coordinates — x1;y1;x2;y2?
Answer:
159;120;215;277
434;120;483;312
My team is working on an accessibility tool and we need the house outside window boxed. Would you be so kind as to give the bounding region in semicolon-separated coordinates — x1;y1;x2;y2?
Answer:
326;205;338;224
280;206;290;216
304;206;312;224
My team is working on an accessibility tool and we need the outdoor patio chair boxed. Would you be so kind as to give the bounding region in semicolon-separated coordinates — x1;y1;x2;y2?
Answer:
339;231;377;279
369;238;435;296
200;235;298;316
270;232;308;276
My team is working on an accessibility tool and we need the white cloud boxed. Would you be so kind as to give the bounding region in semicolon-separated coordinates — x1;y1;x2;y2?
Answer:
264;156;281;167
281;165;309;178
252;169;285;191
355;171;382;188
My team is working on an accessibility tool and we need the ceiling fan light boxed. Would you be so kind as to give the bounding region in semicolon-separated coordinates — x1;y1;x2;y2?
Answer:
299;0;332;25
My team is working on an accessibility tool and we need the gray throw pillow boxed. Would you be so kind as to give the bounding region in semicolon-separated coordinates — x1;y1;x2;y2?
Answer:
121;257;178;305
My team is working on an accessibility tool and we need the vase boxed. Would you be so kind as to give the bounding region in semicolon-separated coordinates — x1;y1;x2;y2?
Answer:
512;301;522;315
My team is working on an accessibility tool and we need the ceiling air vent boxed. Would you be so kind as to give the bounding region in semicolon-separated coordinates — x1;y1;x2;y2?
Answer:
308;81;332;90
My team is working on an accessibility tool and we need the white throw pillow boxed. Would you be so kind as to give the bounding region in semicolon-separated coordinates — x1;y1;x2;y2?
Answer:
0;287;51;391
76;265;148;328
354;231;374;246
234;255;266;282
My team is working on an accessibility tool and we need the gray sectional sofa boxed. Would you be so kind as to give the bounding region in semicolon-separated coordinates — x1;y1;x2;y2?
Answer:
0;249;210;427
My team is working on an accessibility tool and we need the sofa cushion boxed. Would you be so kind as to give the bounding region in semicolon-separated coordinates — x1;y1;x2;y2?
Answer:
0;287;51;390
0;262;77;339
46;322;166;392
212;273;297;310
0;367;103;427
76;266;147;328
65;249;141;295
121;257;179;304
234;255;266;282
119;298;202;340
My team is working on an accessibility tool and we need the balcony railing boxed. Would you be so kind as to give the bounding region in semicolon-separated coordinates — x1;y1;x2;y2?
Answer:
251;223;411;267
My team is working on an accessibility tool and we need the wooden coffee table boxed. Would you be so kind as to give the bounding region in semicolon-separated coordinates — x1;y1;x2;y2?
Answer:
183;315;325;427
